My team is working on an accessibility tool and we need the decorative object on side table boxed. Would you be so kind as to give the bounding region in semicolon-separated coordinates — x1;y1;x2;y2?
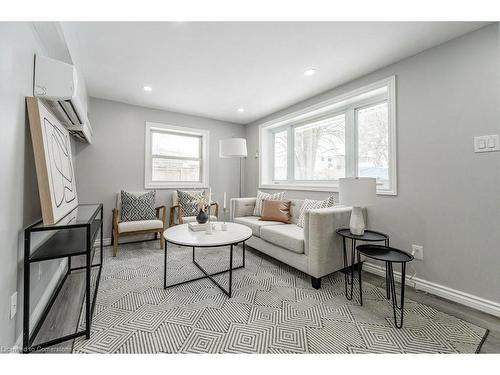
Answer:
339;177;376;235
336;228;389;301
356;244;414;328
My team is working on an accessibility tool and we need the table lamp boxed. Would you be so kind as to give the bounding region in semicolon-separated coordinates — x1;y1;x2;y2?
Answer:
339;177;376;235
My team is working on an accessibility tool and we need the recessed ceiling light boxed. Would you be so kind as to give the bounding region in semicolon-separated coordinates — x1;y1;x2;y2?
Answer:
143;85;152;92
237;108;245;113
303;69;316;76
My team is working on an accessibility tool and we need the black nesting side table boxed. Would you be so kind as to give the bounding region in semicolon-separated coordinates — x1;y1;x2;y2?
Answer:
335;228;389;301
356;245;414;329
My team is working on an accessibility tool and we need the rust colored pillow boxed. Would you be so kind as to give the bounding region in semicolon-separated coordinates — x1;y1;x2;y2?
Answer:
259;200;291;223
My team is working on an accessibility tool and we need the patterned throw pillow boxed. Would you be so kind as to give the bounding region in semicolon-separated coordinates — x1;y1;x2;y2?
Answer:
177;190;207;217
120;190;157;222
253;191;285;216
297;195;337;228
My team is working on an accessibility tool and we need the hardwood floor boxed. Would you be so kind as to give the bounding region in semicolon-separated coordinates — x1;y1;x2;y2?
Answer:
33;249;499;353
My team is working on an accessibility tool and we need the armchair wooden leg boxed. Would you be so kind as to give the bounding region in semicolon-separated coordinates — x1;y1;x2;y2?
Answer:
160;231;165;250
112;231;119;257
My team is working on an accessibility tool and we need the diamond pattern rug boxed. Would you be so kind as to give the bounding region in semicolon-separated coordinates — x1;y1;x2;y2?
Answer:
72;241;487;353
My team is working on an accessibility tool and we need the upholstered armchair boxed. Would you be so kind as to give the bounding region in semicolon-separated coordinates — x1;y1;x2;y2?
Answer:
169;190;219;227
112;191;167;257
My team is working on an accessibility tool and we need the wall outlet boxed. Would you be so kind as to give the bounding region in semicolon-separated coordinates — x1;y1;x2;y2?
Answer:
10;292;17;320
411;244;424;260
38;263;42;280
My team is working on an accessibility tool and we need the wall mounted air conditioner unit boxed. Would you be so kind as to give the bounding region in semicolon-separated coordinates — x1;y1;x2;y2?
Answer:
34;55;93;143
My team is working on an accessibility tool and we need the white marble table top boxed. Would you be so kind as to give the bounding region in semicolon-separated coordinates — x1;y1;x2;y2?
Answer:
163;222;252;247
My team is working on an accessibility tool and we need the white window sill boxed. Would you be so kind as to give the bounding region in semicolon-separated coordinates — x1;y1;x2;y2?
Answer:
259;183;397;196
145;182;209;190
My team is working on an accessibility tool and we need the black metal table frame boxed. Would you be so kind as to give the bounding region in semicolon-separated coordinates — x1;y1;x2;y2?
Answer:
356;246;412;329
337;229;390;302
163;238;249;298
23;204;103;353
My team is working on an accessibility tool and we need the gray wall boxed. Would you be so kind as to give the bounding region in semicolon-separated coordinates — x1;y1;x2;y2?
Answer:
0;23;66;348
74;98;245;239
244;24;500;303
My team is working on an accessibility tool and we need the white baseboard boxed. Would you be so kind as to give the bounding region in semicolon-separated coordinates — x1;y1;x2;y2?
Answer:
95;237;112;247
14;259;68;351
362;262;500;318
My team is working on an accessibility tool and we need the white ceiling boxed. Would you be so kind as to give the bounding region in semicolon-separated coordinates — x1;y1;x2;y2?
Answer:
61;22;488;124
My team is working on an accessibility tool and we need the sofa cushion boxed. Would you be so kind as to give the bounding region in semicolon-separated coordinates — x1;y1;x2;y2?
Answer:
253;191;285;216
234;216;285;237
260;200;291;223
260;224;304;254
297;195;337;228
118;219;164;233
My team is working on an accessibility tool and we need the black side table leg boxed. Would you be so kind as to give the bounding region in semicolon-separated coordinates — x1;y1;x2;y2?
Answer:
342;237;355;300
385;261;390;299
357;250;363;306
384;239;390;299
387;261;407;329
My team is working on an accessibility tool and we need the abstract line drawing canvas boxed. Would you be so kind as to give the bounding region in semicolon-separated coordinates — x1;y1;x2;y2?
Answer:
27;97;78;224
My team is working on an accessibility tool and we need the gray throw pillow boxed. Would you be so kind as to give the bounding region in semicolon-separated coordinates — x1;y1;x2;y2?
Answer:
297;195;337;228
120;190;157;222
177;190;207;217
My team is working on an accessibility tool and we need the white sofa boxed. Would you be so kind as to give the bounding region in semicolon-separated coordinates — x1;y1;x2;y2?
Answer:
230;197;358;289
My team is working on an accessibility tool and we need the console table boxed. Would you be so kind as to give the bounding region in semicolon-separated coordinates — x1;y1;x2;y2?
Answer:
23;204;103;353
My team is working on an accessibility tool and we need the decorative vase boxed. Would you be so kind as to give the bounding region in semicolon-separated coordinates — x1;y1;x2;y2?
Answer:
196;208;208;224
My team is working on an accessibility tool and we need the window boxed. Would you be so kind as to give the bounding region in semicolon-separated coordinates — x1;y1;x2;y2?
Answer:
260;76;396;195
145;122;209;189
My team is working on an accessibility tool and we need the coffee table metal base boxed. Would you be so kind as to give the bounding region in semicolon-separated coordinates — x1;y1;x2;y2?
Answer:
163;241;245;298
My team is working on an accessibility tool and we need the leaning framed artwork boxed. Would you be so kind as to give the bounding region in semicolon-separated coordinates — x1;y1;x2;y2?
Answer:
26;97;78;224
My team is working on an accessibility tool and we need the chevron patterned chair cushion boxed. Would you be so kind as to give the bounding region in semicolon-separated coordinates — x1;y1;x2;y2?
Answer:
120;190;157;222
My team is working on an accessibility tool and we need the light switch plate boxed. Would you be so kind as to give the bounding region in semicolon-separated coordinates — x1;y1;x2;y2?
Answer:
474;135;499;153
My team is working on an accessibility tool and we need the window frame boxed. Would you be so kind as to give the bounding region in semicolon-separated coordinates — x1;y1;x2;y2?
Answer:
144;122;209;189
259;76;397;195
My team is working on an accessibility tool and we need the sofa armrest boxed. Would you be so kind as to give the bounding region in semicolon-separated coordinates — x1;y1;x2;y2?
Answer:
304;206;366;278
230;198;256;221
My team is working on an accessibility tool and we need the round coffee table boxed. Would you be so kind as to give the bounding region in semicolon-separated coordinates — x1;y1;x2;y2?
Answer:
356;244;414;328
163;223;252;297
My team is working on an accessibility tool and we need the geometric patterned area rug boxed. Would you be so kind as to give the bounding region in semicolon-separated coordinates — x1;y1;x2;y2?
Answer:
72;241;487;354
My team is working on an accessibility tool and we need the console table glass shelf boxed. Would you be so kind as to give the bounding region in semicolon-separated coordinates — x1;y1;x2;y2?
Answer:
23;203;103;353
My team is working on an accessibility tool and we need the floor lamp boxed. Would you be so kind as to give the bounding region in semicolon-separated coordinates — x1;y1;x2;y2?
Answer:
219;138;247;197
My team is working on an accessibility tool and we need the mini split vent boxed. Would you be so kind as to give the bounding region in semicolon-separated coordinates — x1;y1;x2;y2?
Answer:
34;55;93;143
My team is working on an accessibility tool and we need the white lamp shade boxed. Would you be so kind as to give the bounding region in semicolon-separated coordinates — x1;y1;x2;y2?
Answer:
219;138;247;158
339;177;376;207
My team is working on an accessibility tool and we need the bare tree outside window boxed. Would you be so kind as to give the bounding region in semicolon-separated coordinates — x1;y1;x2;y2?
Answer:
294;114;346;180
273;130;287;180
357;102;389;182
